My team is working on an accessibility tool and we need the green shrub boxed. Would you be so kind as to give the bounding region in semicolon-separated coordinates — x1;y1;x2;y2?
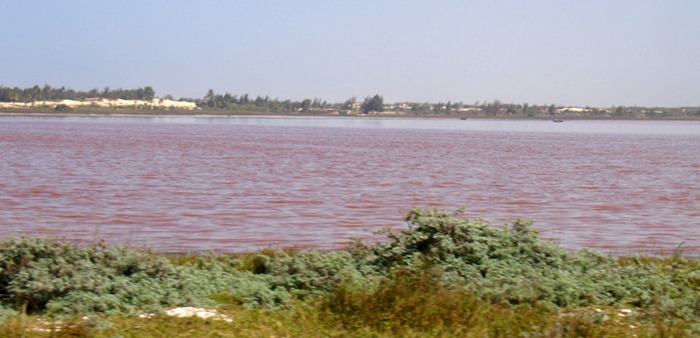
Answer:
54;103;72;112
0;238;211;316
0;208;698;335
0;238;290;317
353;208;700;316
255;249;376;299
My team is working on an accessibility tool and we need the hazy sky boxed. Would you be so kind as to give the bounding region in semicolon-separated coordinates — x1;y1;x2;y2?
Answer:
2;1;698;107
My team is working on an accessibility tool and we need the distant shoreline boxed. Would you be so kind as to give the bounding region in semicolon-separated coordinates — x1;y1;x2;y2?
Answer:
2;110;700;121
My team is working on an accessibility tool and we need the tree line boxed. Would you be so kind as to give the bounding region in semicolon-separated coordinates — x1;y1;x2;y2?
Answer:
0;85;156;103
194;89;384;114
194;89;332;112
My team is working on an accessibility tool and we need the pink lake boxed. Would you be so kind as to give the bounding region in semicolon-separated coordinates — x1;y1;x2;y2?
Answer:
1;116;699;255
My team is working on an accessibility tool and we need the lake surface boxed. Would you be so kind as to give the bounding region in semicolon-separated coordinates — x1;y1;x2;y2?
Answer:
2;116;699;255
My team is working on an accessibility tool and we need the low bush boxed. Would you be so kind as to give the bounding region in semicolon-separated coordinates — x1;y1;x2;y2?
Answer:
0;238;289;317
0;238;213;316
353;208;700;316
54;104;72;112
0;208;698;336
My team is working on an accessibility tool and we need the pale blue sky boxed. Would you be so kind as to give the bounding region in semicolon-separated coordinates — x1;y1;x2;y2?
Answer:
1;1;698;107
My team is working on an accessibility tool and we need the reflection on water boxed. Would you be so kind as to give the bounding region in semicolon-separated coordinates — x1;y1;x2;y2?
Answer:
1;116;699;254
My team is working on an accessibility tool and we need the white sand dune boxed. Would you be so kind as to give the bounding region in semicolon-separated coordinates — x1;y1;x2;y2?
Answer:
0;98;197;110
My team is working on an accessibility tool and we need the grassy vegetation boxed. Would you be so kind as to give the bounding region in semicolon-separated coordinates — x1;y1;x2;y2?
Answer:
1;208;698;337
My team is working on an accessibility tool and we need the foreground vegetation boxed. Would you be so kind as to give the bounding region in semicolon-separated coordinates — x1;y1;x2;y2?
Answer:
1;208;699;337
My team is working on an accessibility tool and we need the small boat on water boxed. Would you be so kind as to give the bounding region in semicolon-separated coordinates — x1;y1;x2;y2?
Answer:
553;119;564;123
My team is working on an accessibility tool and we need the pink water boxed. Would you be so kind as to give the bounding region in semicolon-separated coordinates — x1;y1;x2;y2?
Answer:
1;117;699;254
